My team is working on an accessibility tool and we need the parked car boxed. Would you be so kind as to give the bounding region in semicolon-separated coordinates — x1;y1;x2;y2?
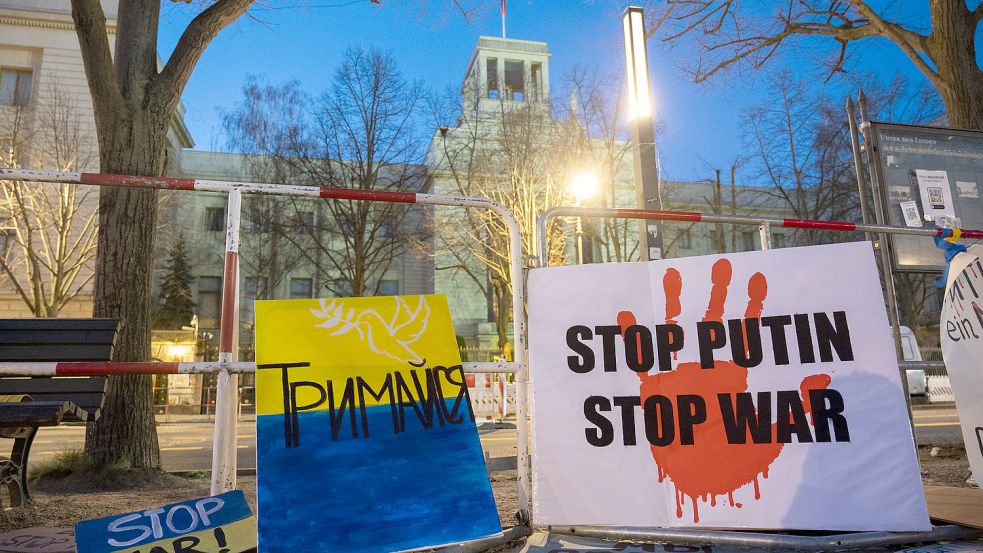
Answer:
898;326;927;397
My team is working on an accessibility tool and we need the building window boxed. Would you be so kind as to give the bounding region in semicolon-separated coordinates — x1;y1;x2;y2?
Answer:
198;276;222;328
772;233;786;249
241;277;259;326
331;280;354;297
486;57;499;99
377;279;399;296
205;207;225;232
249;214;273;233
708;229;722;251
678;229;691;250
742;231;756;251
290;278;313;299
0;229;13;263
530;62;543;101
0;69;32;107
504;60;525;101
297;211;315;231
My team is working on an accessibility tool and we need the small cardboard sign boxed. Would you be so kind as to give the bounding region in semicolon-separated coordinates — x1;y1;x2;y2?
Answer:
74;491;256;553
0;527;74;553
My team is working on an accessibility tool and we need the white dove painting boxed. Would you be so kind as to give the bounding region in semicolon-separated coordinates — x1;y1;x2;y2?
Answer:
309;295;430;365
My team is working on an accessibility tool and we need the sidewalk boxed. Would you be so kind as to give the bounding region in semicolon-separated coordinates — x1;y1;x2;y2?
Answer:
155;412;256;424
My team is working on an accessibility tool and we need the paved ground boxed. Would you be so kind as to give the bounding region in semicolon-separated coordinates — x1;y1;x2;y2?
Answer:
912;404;964;445
26;404;958;472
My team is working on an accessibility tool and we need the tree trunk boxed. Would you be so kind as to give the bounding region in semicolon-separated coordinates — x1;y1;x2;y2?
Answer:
930;0;983;129
84;109;167;469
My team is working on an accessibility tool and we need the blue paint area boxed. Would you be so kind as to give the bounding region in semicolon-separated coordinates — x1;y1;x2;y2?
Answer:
74;490;252;553
256;400;501;553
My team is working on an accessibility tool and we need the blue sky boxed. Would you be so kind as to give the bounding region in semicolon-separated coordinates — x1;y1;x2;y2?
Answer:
158;1;931;181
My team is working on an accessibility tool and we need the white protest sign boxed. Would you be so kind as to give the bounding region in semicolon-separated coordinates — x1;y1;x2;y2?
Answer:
528;242;929;530
939;251;983;487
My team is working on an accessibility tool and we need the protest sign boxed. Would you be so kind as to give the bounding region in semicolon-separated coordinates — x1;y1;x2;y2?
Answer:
528;242;929;530
255;294;501;553
939;250;983;487
74;491;256;553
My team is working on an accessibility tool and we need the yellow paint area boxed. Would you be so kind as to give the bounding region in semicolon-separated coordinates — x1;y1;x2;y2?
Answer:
255;295;463;415
114;517;257;553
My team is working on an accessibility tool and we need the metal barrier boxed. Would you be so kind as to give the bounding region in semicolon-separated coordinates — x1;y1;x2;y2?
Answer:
535;206;977;380
0;167;531;521
1;167;972;547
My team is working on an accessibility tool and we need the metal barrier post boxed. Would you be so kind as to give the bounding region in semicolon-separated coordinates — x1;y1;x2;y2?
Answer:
846;96;874;243
856;91;914;426
211;187;242;495
758;222;771;250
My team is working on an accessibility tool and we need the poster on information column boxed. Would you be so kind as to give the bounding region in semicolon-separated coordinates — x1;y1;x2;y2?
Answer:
255;294;501;553
528;242;929;530
939;250;983;488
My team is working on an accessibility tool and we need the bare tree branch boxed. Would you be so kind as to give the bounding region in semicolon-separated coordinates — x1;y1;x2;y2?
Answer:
157;0;255;109
70;0;124;118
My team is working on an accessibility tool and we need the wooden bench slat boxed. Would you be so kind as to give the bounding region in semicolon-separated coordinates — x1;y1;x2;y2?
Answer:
0;402;73;428
0;344;115;361
13;392;104;411
0;377;108;394
0;319;120;331
0;330;118;345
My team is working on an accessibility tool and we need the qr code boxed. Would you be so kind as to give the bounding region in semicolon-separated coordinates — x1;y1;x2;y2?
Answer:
903;205;918;220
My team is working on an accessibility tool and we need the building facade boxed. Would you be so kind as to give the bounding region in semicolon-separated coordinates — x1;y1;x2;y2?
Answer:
427;36;798;348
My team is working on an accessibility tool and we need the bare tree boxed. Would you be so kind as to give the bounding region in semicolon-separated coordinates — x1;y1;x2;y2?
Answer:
0;86;98;317
740;71;940;246
432;82;585;347
646;1;983;129
223;48;427;298
70;0;472;470
565;68;640;264
740;70;859;245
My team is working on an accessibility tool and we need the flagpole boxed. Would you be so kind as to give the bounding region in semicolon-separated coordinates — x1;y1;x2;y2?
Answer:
501;0;506;37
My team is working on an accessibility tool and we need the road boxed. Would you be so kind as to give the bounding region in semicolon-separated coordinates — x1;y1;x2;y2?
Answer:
26;405;959;472
27;419;518;472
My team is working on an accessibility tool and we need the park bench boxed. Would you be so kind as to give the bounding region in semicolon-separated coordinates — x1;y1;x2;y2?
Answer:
0;318;120;507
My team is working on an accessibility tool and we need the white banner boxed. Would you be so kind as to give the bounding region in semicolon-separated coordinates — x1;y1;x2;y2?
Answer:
939;250;983;487
528;242;929;530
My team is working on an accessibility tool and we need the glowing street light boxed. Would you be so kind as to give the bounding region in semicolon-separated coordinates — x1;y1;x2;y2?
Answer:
623;7;651;120
622;6;663;261
570;172;598;204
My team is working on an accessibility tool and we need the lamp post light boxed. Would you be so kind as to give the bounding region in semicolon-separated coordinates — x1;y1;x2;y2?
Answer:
623;5;663;261
571;172;598;264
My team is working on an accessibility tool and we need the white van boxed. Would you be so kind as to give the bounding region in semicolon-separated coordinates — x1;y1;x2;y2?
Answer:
898;326;927;396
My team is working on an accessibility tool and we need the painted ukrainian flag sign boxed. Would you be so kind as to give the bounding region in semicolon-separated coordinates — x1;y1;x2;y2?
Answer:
255;294;501;553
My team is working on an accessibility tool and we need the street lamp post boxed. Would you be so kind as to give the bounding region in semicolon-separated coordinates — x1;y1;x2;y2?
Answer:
623;5;663;261
571;173;598;264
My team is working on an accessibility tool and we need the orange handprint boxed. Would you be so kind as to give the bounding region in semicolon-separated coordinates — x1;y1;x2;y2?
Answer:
617;258;831;523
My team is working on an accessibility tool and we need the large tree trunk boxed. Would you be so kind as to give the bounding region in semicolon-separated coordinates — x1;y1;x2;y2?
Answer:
931;0;983;130
84;110;168;469
73;0;252;471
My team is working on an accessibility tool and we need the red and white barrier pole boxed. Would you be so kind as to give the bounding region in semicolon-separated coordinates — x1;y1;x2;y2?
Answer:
211;188;242;495
0;167;532;520
535;206;983;267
